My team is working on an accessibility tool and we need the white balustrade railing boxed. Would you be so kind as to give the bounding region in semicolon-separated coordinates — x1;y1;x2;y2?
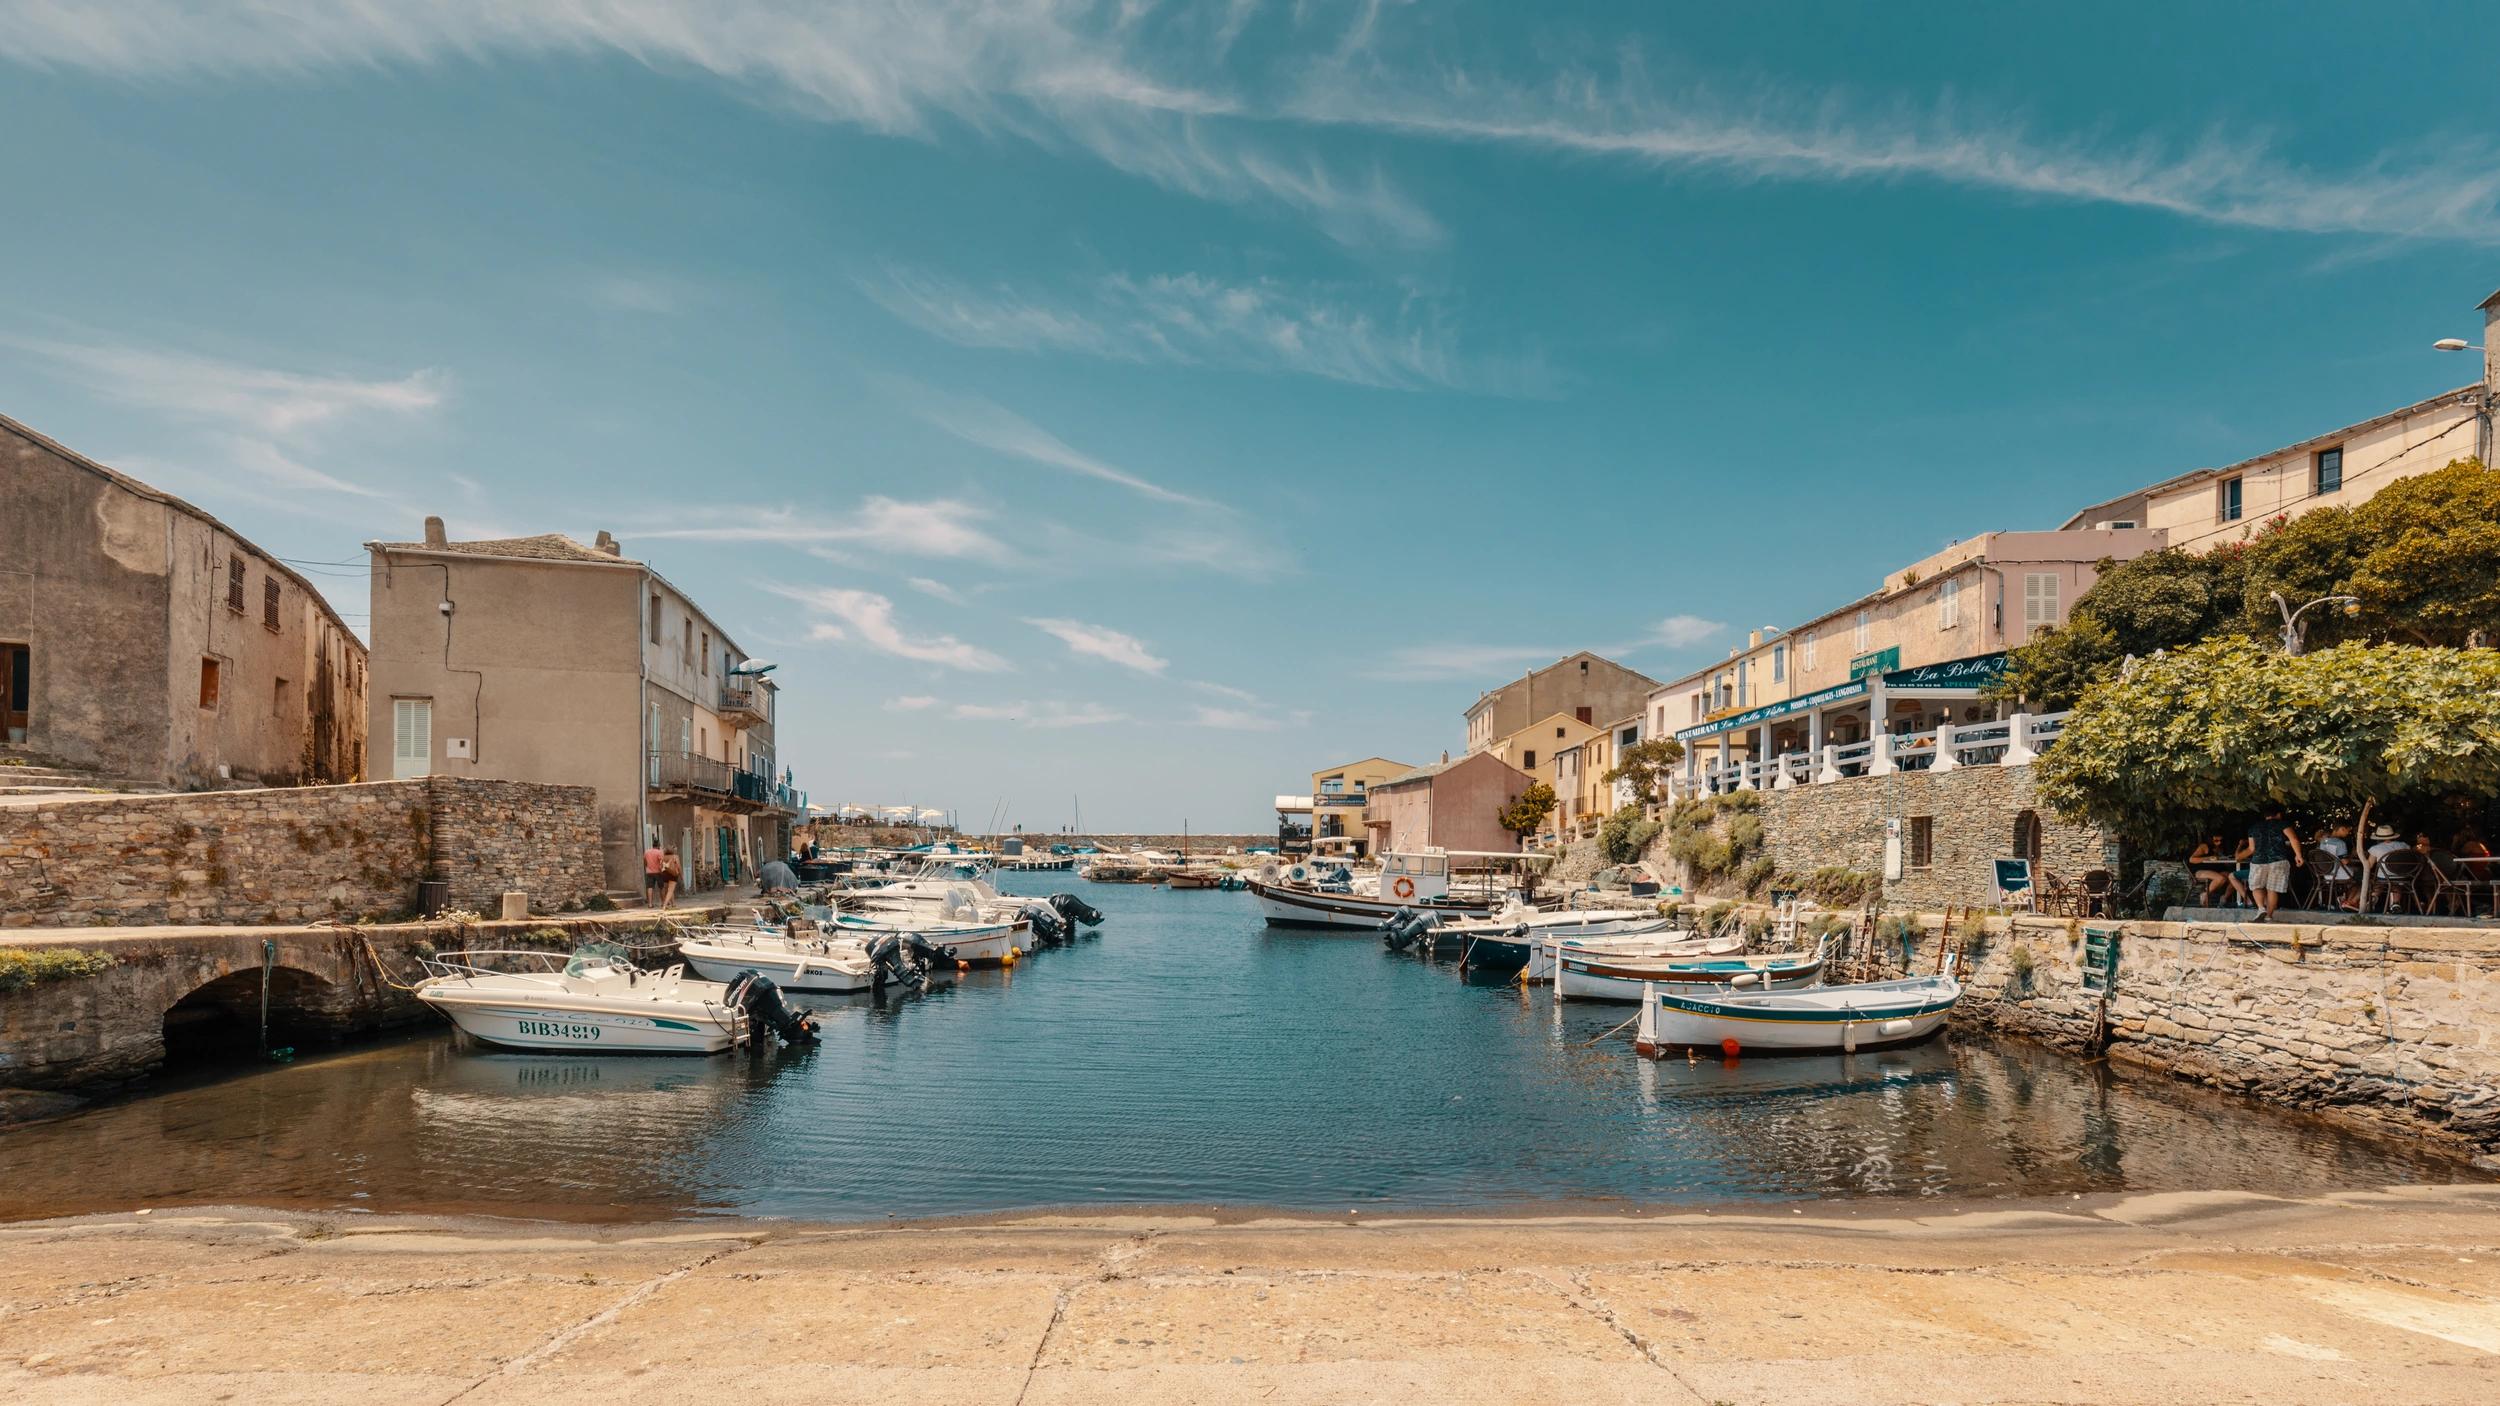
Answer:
1676;709;2071;797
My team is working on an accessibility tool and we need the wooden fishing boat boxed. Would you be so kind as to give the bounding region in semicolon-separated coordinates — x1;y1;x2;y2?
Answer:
1634;971;1962;1056
1525;931;1741;984
1555;945;1828;1003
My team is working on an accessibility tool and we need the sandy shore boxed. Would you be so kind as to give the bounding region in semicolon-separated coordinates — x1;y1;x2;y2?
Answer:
4;1187;2500;1404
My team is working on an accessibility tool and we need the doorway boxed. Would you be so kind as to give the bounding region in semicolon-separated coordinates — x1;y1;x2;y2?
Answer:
0;643;27;743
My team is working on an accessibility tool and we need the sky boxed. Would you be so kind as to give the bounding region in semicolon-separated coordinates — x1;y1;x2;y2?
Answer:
1;2;2494;832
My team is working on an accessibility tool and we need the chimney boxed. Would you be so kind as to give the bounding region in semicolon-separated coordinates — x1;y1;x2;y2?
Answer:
422;515;447;547
594;529;620;556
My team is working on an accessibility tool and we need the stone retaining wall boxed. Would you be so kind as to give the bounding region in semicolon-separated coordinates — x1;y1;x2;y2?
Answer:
0;777;605;928
1655;766;2112;910
0;908;725;1092
1859;910;2500;1158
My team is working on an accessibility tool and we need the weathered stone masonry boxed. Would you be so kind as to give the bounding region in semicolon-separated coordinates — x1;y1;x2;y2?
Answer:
1654;766;2111;909
1869;910;2500;1158
0;777;605;928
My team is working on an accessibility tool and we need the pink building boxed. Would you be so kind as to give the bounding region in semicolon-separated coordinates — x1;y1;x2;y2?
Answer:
1363;752;1535;855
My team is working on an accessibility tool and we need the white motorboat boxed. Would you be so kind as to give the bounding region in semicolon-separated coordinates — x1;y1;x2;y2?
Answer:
1249;849;1500;930
415;949;751;1053
678;927;882;995
1523;931;1742;984
824;908;1024;965
1635;969;1962;1055
1557;945;1827;1002
1382;898;1677;972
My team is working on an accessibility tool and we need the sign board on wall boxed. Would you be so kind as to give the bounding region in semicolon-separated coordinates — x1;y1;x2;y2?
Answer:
1885;652;2009;694
1848;647;1901;680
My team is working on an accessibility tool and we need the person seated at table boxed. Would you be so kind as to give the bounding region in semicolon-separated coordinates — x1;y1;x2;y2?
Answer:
2347;824;2415;910
2456;825;2493;859
2189;834;2246;906
2310;821;2355;903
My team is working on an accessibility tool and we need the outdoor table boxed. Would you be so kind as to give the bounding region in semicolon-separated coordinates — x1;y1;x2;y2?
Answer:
2453;855;2500;918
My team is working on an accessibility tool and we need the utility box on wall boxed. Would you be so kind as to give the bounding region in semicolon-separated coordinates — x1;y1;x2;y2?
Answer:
445;737;473;760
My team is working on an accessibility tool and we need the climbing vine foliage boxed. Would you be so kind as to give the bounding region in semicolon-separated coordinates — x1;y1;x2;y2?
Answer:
2034;638;2500;852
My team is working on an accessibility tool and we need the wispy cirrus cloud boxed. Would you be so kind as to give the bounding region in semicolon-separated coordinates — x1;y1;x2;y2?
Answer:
645;497;1005;560
774;586;1010;672
902;383;1217;506
0;0;1434;247
7;3;2493;246
866;269;1548;394
885;695;942;711
1364;616;1728;682
1026;617;1168;675
3;334;447;434
906;576;970;606
897;697;1130;728
1289;64;2500;243
1187;704;1283;731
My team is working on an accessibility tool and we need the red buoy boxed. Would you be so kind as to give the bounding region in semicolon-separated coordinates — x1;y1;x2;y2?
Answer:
1720;1037;1741;1059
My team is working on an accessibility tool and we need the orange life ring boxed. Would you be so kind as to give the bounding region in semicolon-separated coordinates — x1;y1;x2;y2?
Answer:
1391;876;1416;899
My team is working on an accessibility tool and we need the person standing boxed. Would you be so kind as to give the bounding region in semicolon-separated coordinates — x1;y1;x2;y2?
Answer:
2235;803;2304;922
643;837;668;909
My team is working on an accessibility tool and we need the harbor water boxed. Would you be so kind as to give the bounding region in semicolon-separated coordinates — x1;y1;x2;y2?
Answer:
0;874;2474;1222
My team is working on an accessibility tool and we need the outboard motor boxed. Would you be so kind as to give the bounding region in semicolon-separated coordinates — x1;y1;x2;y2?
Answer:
865;934;942;992
1020;900;1067;948
1047;892;1104;929
1381;908;1436;953
724;970;818;1045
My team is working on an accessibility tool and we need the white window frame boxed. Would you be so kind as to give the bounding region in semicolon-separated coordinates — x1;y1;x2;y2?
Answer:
1939;577;1961;630
392;698;433;780
1771;643;1786;683
1801;632;1816;671
1854;611;1870;652
2024;572;2060;630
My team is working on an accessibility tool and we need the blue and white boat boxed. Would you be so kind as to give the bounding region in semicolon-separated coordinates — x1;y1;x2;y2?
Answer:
1556;944;1828;1003
1634;970;1962;1056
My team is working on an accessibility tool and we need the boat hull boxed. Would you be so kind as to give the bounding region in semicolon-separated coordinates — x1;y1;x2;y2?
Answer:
419;993;743;1054
1248;879;1494;930
680;945;875;995
1637;978;1961;1055
1556;953;1826;1003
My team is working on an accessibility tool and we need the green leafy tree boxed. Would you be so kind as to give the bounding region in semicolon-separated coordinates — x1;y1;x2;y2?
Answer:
1597;804;1663;864
2034;638;2500;861
2346;459;2500;646
1996;548;2247;708
1498;781;1558;849
1602;737;1686;805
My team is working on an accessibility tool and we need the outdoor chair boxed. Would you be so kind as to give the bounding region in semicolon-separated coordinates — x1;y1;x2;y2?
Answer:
2371;855;2425;914
2033;869;2079;917
2079;869;2113;918
2423;853;2473;919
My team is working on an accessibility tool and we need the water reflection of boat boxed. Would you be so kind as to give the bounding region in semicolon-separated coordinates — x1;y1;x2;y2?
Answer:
1639;1039;1962;1103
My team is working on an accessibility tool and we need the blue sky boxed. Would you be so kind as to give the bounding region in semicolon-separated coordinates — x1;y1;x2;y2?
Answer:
2;2;2493;830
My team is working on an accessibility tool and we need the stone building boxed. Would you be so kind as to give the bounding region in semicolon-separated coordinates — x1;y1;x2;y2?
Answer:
1462;652;1658;756
364;520;799;895
0;413;366;788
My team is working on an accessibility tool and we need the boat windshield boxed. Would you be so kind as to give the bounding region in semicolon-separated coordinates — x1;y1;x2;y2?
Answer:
562;941;633;978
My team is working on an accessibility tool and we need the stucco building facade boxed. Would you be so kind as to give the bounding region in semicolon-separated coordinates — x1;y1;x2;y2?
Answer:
1462;652;1657;756
0;413;365;789
365;520;797;895
1362;752;1535;856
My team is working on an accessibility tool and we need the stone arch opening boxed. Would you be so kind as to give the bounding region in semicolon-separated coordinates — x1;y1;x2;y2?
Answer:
2012;809;2043;864
162;964;342;1064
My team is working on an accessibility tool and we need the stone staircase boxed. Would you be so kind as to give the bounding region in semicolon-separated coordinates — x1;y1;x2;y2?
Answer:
0;749;170;804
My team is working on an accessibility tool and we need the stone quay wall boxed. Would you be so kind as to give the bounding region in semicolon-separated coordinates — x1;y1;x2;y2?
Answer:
1856;910;2500;1159
1652;765;2110;911
0;777;606;929
0;908;727;1093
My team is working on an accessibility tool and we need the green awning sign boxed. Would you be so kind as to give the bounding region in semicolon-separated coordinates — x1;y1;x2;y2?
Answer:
1883;651;2007;694
1847;647;1900;679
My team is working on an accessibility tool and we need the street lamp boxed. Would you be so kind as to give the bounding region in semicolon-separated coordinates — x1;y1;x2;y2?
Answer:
2270;591;2359;656
2433;338;2485;353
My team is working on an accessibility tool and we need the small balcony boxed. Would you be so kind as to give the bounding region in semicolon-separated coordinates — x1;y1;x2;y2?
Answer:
646;750;793;815
718;684;767;731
